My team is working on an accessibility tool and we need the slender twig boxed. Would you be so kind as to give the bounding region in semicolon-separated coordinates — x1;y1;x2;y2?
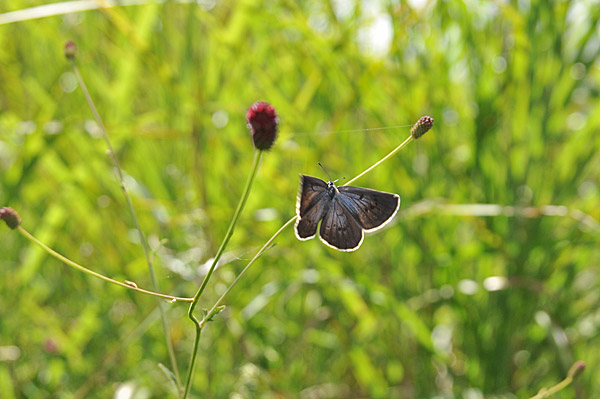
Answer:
183;150;263;398
18;226;192;302
72;60;182;390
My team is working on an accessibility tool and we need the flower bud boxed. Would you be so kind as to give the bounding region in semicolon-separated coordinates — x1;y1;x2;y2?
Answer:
0;207;21;229
246;101;279;150
64;41;77;60
411;115;434;139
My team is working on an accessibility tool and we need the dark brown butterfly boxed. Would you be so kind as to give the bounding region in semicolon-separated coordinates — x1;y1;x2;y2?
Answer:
295;175;400;251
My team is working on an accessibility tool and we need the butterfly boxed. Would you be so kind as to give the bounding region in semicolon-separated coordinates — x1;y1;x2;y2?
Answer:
295;175;400;251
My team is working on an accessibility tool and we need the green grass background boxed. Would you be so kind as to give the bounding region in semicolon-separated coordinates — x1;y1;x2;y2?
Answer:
1;1;599;398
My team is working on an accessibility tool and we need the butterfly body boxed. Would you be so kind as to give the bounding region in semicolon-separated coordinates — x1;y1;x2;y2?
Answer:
295;175;400;251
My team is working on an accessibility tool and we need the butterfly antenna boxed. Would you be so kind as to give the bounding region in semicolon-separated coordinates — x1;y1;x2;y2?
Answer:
318;162;333;181
333;177;346;184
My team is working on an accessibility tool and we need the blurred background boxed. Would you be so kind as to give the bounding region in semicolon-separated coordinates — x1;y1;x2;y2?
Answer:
1;0;599;398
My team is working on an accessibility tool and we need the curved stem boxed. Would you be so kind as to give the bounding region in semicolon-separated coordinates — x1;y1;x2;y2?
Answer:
18;226;192;302
183;149;263;398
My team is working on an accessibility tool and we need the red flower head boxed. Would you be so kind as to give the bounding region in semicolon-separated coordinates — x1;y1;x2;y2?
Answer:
0;207;21;229
246;101;279;151
411;116;434;139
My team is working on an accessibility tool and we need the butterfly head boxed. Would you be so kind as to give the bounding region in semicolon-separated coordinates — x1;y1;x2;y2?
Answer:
326;180;339;199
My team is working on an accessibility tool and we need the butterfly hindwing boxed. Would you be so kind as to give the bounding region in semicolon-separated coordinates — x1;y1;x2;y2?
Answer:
318;198;364;251
337;186;400;231
295;175;329;240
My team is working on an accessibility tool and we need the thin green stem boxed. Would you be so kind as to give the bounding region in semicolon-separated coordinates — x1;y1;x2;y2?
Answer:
183;149;263;398
18;226;193;302
72;60;182;390
183;319;202;399
203;133;415;321
344;135;413;186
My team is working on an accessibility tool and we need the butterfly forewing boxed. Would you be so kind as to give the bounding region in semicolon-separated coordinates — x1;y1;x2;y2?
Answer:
319;197;363;251
295;175;329;240
337;186;400;231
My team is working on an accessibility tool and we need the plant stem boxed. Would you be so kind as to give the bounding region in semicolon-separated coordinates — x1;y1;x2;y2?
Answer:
18;226;192;302
72;60;182;390
183;149;263;398
344;135;413;186
203;133;415;321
